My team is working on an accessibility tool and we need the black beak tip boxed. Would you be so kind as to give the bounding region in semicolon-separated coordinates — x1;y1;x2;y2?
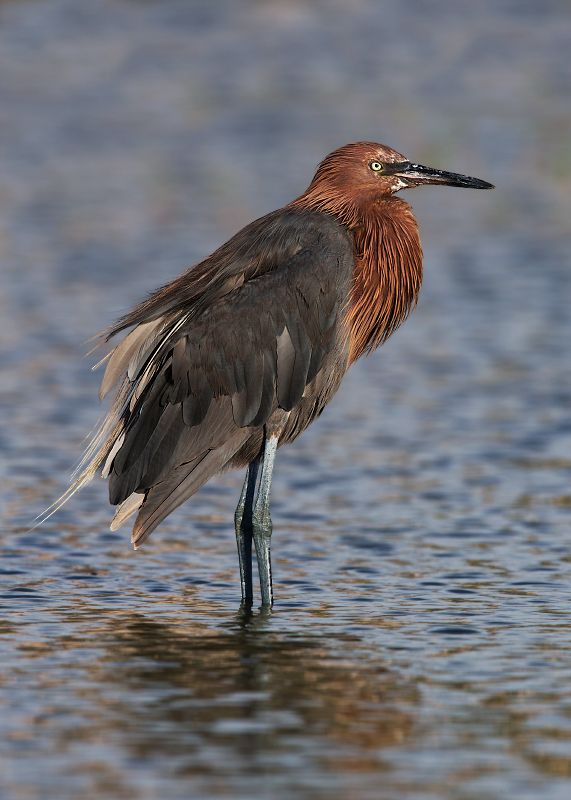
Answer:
446;174;495;190
402;164;495;190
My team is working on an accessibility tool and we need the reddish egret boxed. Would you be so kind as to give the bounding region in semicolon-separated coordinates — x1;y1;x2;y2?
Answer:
67;142;493;606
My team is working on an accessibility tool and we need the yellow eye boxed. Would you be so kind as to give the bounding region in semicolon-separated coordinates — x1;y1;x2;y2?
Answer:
369;160;384;172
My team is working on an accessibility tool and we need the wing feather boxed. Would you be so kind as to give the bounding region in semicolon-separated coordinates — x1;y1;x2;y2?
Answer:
87;209;354;545
99;318;166;401
131;430;251;548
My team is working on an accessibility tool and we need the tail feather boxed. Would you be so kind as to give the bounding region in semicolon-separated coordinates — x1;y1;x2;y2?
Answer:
110;492;145;530
131;431;251;548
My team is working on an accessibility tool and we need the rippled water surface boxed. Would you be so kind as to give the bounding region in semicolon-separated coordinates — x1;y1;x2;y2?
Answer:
2;1;571;798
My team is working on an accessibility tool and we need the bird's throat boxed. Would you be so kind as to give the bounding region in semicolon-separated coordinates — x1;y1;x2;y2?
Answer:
345;199;423;365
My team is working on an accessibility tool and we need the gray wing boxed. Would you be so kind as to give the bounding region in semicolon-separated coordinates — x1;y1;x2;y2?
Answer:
100;219;354;545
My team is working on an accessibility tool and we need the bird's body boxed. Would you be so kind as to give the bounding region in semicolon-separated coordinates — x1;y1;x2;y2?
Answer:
68;142;493;605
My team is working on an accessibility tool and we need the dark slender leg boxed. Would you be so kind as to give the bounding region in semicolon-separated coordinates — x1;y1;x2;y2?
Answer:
252;436;278;607
234;459;259;603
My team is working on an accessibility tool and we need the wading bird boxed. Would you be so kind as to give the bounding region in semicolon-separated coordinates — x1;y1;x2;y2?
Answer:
65;142;493;606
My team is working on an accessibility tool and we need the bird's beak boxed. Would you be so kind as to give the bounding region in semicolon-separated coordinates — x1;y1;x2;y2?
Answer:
397;162;494;190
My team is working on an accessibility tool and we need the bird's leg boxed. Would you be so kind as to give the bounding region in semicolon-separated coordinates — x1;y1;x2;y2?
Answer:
252;435;279;607
234;459;260;603
234;464;257;603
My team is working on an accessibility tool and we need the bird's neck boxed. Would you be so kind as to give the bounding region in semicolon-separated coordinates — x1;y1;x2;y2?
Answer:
290;193;423;365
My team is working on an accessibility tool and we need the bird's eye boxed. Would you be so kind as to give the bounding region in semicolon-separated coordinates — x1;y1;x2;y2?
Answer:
369;160;384;172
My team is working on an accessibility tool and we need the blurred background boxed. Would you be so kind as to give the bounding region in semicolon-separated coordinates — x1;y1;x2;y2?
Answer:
1;1;571;799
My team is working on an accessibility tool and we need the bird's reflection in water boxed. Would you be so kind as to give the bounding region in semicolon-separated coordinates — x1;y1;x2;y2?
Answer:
76;610;418;779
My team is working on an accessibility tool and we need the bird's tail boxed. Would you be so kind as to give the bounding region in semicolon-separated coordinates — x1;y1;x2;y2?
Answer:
128;429;251;548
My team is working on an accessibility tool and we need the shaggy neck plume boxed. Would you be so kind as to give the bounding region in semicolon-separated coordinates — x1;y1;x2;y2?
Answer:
290;182;423;365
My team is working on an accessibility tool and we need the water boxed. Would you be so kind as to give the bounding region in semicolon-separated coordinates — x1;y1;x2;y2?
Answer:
1;1;571;798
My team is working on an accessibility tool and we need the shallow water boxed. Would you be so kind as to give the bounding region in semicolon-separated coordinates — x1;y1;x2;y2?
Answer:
2;1;571;798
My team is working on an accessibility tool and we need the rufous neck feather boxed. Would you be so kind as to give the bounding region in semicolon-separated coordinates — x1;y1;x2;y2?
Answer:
290;186;423;365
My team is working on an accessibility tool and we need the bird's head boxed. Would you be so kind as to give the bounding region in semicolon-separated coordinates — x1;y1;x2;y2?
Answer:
295;142;493;218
